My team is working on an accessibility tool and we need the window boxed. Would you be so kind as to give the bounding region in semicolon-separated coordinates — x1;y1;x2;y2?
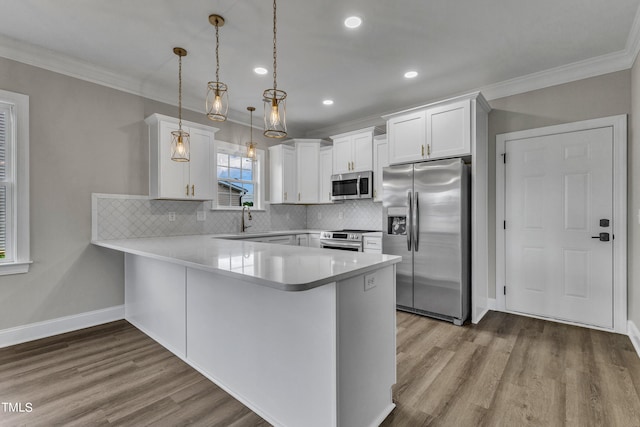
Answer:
215;141;264;210
0;90;30;275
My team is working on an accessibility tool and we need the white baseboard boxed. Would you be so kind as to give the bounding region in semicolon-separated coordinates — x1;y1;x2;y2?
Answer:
628;320;640;359
487;298;498;311
0;305;124;348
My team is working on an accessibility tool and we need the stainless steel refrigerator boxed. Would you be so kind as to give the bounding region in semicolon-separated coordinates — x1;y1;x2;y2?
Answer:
382;158;470;325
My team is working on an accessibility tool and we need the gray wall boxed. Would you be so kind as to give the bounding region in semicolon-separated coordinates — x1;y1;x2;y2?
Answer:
0;57;276;330
487;70;632;305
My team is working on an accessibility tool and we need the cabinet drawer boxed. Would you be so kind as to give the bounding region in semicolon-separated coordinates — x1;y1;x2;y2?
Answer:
363;237;382;250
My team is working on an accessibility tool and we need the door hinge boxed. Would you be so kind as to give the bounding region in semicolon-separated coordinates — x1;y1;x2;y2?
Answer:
503;220;506;230
504;286;506;295
502;153;506;163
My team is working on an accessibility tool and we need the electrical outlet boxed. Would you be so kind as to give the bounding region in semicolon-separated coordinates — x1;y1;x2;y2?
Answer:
168;212;176;222
338;211;344;220
364;273;376;291
197;211;206;221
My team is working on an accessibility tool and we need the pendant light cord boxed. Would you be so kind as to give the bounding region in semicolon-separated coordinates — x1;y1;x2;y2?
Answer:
178;54;183;129
215;21;220;83
272;0;277;90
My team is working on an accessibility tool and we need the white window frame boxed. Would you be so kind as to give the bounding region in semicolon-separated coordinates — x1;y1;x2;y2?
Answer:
212;140;265;211
0;90;30;275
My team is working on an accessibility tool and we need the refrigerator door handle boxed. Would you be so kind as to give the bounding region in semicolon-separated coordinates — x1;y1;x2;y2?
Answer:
407;191;413;251
414;191;419;251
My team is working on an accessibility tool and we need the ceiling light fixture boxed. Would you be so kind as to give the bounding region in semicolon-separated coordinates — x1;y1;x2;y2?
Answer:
171;47;190;162
263;0;287;138
323;99;334;105
206;14;228;122
246;106;257;161
254;67;268;75
404;71;418;79
344;16;362;29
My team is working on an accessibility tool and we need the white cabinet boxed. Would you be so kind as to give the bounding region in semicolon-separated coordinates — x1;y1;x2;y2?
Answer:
309;233;321;248
146;113;218;200
319;147;333;203
386;111;425;164
296;234;309;246
363;233;383;254
426;99;470;159
331;127;376;174
294;140;322;204
262;235;295;245
373;136;388;202
384;96;473;165
269;144;296;204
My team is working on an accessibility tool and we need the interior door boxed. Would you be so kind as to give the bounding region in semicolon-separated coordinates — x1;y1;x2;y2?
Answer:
505;127;613;328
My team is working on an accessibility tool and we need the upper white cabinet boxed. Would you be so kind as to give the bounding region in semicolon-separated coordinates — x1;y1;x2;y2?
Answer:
319;146;333;203
373;135;389;202
146;114;218;200
383;95;479;165
269;144;296;203
427;99;470;159
294;139;322;204
330;127;376;174
386;111;425;165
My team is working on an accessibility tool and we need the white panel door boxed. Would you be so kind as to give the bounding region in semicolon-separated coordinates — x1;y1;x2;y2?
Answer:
505;127;613;328
188;126;214;200
352;132;373;172
387;111;425;164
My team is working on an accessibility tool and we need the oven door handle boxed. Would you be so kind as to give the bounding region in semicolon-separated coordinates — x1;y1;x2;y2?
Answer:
320;240;362;250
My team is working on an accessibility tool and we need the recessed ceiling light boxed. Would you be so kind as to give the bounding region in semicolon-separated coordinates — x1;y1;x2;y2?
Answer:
344;16;362;29
323;99;334;105
254;67;268;75
404;71;418;79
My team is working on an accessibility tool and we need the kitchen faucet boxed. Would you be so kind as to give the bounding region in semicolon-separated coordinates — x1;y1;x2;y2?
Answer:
241;206;252;232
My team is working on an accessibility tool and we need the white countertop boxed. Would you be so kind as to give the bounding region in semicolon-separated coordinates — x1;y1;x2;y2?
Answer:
92;233;400;292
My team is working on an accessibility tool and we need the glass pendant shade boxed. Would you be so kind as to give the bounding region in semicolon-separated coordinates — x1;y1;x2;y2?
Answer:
246;106;257;160
172;47;190;162
263;89;287;138
206;81;228;121
171;129;190;162
206;14;228;122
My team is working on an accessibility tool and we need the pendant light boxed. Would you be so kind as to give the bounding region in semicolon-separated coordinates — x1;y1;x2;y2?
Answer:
206;14;228;122
171;47;190;162
246;106;257;161
263;0;287;138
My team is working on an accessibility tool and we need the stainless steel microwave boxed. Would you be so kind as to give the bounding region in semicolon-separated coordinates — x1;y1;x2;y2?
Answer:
331;171;373;201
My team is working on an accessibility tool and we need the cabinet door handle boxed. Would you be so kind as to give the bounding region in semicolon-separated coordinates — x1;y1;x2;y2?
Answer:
191;185;195;196
421;145;424;157
186;185;189;196
427;144;431;156
284;192;287;201
374;189;377;198
298;192;301;201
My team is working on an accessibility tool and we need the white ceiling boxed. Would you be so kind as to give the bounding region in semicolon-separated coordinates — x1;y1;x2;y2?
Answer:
1;0;639;137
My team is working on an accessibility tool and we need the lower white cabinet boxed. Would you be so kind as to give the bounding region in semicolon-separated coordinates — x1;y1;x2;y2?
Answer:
309;233;321;248
296;234;309;246
261;235;295;245
363;233;383;254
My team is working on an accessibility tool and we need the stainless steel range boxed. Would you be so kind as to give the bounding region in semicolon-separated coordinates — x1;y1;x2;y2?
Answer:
319;229;377;252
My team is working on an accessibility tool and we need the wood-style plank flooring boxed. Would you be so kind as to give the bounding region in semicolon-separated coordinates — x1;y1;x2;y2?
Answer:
2;311;640;426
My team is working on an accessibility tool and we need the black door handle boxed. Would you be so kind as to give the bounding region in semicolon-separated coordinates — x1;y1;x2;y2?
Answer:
592;232;610;242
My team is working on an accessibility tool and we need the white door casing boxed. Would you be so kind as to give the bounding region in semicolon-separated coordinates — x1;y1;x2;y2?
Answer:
496;115;627;333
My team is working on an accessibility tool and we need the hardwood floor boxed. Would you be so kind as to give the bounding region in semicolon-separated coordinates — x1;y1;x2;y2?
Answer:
1;311;639;426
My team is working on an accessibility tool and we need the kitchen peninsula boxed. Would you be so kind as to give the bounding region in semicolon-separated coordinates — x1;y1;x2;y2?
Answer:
93;234;401;427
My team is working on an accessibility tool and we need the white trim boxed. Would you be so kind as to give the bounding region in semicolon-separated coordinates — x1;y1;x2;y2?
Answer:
495;115;627;334
0;89;30;274
487;298;498;311
0;305;125;348
628;320;640;359
212;141;265;211
91;193;150;241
